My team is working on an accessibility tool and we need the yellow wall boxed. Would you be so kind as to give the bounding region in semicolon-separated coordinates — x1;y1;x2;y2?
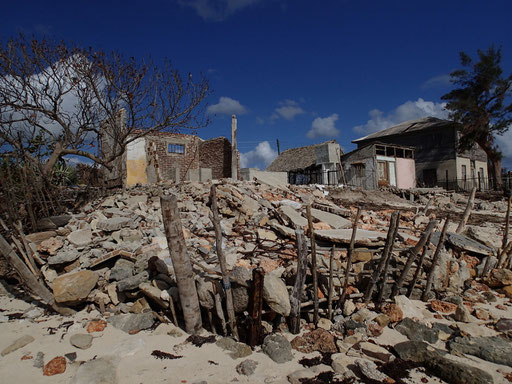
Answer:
125;138;148;186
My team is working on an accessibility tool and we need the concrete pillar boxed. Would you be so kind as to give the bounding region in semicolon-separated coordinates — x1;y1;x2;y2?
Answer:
231;114;238;180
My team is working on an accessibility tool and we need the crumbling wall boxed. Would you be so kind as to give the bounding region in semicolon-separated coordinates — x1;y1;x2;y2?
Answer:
145;133;200;183
342;145;377;189
200;137;232;179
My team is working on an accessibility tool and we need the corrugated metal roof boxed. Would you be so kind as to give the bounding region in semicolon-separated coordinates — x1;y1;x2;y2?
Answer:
352;117;453;143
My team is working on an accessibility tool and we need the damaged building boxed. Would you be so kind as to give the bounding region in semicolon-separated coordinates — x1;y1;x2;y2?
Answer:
342;142;416;189
102;111;238;187
352;117;489;190
265;141;343;185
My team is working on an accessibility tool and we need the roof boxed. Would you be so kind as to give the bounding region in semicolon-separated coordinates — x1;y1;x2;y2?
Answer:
352;117;454;144
266;140;338;172
342;141;415;159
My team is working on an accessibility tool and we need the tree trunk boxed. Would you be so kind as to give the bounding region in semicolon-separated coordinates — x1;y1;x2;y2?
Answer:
161;195;202;334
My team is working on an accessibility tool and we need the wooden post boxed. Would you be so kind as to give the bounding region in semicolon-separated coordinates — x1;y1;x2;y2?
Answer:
364;211;400;303
305;205;319;326
456;186;476;234
290;229;308;334
407;231;433;298
327;245;335;321
339;207;361;307
376;213;401;308
0;234;73;316
161;194;202;334
231;115;238;180
391;220;437;298
248;268;264;347
498;241;512;268
210;184;239;340
422;217;450;301
480;251;492;278
502;195;511;252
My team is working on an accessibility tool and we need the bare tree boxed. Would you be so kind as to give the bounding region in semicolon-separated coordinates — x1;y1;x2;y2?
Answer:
0;35;210;178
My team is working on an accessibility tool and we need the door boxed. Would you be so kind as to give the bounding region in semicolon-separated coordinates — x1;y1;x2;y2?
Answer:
378;161;389;186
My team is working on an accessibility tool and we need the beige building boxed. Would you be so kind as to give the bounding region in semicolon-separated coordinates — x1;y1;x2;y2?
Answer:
353;117;489;190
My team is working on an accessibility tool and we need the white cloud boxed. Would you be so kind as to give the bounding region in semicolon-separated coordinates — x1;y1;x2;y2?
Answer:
496;128;512;167
207;96;248;115
240;141;277;169
421;74;452;89
307;113;340;139
353;98;448;135
178;0;261;21
271;99;305;120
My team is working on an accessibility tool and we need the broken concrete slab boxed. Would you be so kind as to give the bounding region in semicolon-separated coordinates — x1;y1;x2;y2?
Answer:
310;208;352;229
315;228;386;246
278;205;307;229
431;231;492;256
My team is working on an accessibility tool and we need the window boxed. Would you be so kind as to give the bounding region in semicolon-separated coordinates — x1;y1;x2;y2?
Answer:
461;165;467;180
168;143;185;154
351;163;365;178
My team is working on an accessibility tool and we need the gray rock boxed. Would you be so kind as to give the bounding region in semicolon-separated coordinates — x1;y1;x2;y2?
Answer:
232;286;249;313
98;217;131;232
449;336;512;367
117;271;149;291
394;341;493;384
67;229;93;247
236;359;258;375
47;247;80;265
230;266;251;287
70;334;93;349
70;357;118;384
215;337;252;359
454;304;471;323
310;208;352;229
395;318;439;344
1;335;35;356
355;359;391;382
263;274;290;316
110;259;135;281
33;351;44;368
279;205;307;229
496;318;512;332
107;312;154;333
23;307;44;320
262;334;293;363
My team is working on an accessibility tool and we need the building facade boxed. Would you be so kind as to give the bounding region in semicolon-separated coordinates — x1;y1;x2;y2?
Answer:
342;143;416;189
353;117;489;190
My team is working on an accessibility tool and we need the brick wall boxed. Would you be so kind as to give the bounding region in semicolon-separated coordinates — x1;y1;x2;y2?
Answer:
200;137;232;179
146;133;200;182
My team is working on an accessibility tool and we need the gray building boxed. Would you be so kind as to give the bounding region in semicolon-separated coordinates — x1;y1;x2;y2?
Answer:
342;142;416;190
353;117;488;190
266;141;342;185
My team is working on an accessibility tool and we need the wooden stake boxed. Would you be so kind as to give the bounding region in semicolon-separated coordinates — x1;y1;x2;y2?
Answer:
364;211;400;303
0;234;73;316
248;268;264;347
503;195;512;252
290;229;308;334
422;217;450;301
161;194;202;334
498;241;512;268
391;220;437;298
210;184;239;340
456;187;476;234
305;205;319;326
407;231;433;298
338;207;361;307
376;212;401;308
327;245;335;321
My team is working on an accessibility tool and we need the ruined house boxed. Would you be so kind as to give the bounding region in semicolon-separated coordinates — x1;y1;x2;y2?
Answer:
101;111;237;187
266;141;343;185
353;117;489;190
342;142;416;189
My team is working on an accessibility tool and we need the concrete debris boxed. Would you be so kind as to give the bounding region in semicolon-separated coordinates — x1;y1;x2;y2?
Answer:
4;180;512;384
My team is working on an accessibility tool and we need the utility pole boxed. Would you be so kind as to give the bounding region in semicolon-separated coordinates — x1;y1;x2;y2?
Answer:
276;139;281;155
231;115;238;180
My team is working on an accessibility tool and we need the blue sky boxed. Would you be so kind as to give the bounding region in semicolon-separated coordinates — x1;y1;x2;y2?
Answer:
2;0;512;169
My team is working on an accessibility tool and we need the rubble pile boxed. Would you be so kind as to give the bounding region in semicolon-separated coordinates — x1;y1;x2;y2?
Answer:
3;180;512;383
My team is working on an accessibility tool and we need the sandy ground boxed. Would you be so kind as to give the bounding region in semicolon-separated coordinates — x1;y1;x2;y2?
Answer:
2;292;512;384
